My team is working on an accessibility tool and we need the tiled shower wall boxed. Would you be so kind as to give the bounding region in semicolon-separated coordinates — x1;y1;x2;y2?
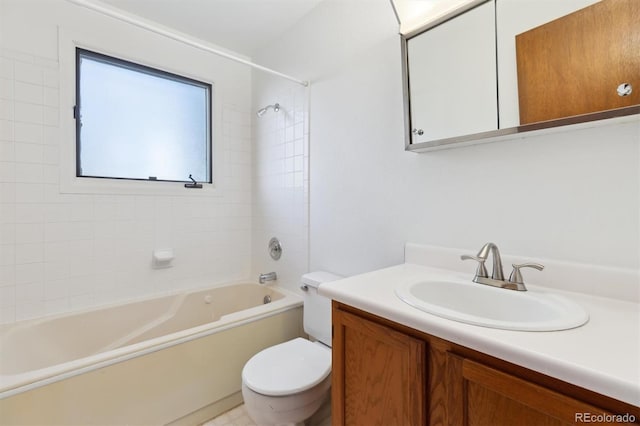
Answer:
251;72;309;292
0;48;253;323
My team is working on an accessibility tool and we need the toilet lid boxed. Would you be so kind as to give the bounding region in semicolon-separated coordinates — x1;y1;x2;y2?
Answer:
242;338;331;396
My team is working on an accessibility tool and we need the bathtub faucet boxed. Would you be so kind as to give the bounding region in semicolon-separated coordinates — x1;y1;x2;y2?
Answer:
259;272;277;284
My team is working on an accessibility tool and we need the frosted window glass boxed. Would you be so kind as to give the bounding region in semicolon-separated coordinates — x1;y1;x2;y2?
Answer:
76;49;211;183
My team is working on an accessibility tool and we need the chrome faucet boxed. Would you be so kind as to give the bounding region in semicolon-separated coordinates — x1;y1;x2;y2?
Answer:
461;242;543;291
259;272;277;284
476;242;504;281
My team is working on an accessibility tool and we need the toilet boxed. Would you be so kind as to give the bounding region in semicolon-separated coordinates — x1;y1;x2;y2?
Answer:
241;271;342;426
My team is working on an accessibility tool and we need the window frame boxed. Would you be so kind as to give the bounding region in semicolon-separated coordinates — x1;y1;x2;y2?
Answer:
59;28;224;196
74;47;213;184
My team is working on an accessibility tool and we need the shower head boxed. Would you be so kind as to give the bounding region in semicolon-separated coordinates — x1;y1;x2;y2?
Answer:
256;103;280;117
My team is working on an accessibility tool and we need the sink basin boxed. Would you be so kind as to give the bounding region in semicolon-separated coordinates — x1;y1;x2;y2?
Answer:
395;280;588;331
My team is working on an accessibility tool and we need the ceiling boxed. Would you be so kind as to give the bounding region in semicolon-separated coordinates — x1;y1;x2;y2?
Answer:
99;0;324;57
392;0;475;34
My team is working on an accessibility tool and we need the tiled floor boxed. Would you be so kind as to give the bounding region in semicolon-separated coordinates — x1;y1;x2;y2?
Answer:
202;399;331;426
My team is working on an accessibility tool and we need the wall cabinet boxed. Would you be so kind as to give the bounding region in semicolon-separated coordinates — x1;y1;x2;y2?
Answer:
332;302;640;426
406;0;497;143
402;0;640;152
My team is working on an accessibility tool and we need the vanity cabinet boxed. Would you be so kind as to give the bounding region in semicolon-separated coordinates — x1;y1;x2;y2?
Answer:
331;307;426;425
450;356;615;426
331;302;640;426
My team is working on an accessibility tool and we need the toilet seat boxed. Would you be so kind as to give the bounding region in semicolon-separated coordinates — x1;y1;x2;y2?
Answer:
242;338;331;396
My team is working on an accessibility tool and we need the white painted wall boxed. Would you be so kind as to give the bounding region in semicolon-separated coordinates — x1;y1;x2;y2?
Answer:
254;0;639;284
0;0;253;322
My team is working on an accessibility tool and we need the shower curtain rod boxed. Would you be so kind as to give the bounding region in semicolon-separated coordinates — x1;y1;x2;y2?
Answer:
66;0;309;87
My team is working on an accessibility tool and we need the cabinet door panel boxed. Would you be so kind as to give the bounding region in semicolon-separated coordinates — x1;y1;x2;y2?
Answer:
459;358;614;426
516;0;640;124
333;308;426;426
407;0;498;143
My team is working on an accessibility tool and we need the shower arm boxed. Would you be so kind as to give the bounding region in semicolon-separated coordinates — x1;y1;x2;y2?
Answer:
256;103;281;117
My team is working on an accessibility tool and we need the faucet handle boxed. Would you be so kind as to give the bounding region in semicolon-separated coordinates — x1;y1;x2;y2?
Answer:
461;254;488;278
508;263;544;284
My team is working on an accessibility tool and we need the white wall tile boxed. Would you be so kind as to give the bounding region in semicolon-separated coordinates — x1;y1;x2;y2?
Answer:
42;144;58;164
16;300;46;321
15;142;43;163
0;162;15;182
42;126;58;145
43;87;58;107
15;262;44;284
14;81;42;104
0;78;14;100
15;242;44;264
15;223;43;244
68;293;93;311
67;275;93;297
251;79;309;293
0;264;15;286
0;58;14;80
0;99;14;121
42;69;59;88
0;120;13;141
43;298;68;315
0;203;15;225
15;202;43;223
15;163;44;183
0;223;16;244
14;101;43;124
14;61;43;85
0;181;18;202
44;276;69;298
14;122;43;144
43;203;69;222
45;221;91;242
16;281;44;304
0;285;16;307
1;42;253;323
43;106;58;126
44;241;68;263
1;49;35;64
42;164;58;183
0;306;16;322
14;183;44;203
44;261;69;282
0;244;16;265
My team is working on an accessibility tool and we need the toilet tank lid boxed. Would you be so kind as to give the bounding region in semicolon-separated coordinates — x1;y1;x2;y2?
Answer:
301;271;342;288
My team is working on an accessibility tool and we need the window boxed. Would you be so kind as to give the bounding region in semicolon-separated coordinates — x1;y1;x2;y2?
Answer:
75;48;212;183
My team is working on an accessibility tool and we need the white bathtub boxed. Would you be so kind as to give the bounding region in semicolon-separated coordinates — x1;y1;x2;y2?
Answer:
0;283;304;425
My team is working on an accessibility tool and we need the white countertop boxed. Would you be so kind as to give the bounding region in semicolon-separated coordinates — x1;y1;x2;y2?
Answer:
319;262;640;407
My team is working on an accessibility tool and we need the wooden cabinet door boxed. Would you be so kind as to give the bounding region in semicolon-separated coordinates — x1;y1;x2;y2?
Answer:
516;0;640;124
448;354;620;426
332;307;426;426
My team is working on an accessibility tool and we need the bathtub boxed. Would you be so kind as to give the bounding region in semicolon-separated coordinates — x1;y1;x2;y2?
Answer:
0;283;304;425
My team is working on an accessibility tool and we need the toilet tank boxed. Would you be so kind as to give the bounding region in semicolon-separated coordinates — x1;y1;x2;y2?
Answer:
301;271;342;347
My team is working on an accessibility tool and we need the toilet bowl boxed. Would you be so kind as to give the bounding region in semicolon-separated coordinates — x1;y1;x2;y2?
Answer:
242;338;331;425
241;272;341;426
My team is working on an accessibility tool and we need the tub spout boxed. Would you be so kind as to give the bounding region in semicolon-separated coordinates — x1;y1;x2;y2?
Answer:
259;272;277;284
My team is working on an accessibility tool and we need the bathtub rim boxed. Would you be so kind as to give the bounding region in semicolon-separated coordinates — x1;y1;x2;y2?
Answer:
1;279;288;329
0;282;302;399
